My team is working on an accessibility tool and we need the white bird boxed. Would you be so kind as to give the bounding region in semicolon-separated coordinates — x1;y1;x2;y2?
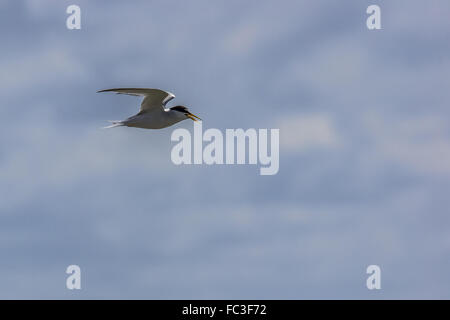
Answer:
97;88;201;129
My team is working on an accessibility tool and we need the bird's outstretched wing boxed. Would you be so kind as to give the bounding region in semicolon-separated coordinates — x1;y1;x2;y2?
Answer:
97;88;175;113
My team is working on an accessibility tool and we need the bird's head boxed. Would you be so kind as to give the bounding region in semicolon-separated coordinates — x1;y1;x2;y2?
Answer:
170;105;202;122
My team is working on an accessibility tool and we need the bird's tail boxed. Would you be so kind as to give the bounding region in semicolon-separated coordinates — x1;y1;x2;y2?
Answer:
102;120;124;129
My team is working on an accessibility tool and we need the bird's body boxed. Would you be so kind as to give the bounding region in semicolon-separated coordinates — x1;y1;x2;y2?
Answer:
97;88;201;129
119;108;186;129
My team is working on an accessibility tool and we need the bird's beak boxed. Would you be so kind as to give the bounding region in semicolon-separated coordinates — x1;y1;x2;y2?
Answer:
186;112;202;122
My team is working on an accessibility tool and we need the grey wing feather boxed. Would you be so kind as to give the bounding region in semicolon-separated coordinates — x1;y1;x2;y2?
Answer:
97;88;175;112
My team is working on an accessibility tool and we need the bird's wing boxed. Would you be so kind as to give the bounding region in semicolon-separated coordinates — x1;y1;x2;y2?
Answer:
97;88;175;113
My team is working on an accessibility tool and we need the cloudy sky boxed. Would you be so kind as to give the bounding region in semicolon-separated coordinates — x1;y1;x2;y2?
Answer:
0;0;449;299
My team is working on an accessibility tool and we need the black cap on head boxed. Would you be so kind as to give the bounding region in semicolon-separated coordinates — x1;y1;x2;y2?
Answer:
170;105;189;113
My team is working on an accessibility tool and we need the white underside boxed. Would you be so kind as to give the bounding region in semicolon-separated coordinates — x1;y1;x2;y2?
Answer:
120;109;186;129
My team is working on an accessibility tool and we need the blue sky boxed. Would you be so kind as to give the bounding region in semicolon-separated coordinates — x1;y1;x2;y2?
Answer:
0;0;450;298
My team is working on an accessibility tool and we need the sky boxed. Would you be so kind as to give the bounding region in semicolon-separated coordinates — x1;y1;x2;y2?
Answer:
0;0;450;299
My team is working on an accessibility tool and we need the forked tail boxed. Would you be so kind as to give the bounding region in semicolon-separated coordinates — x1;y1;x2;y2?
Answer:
102;121;124;129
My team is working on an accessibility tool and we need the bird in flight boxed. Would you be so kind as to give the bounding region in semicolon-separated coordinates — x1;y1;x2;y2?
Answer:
97;88;201;129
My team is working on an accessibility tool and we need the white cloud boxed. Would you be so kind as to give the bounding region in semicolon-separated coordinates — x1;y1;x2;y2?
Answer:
0;48;88;95
277;113;341;152
364;112;450;175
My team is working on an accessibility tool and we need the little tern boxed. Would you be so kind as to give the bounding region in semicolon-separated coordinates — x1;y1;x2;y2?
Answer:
97;88;201;129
